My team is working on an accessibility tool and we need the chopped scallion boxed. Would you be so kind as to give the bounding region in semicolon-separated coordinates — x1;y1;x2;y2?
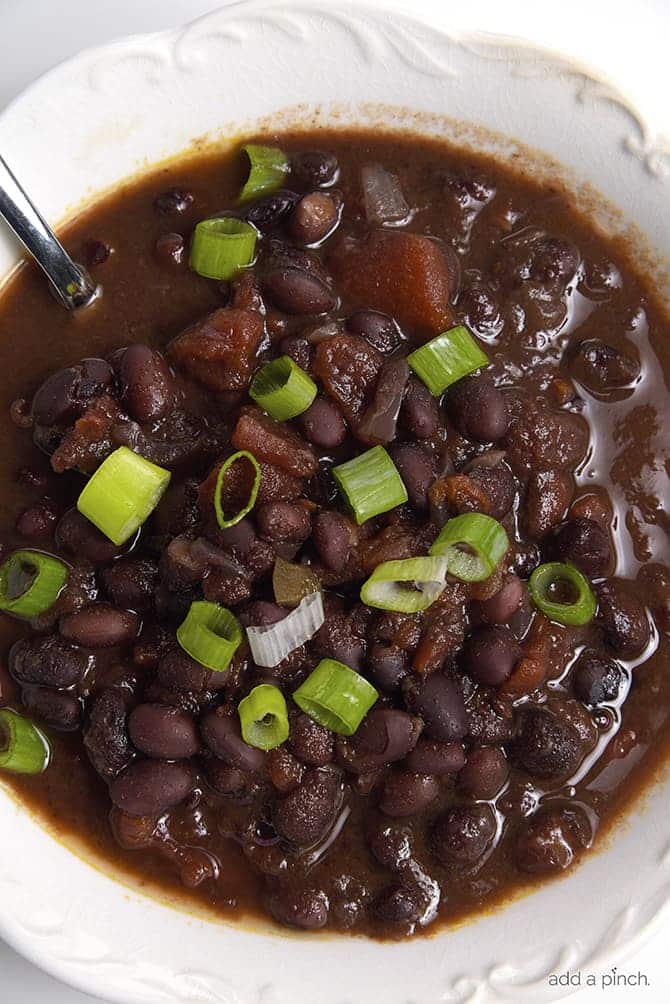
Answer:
177;600;243;673
213;450;262;529
0;709;50;774
238;143;290;203
189;217;257;281
529;562;597;626
407;325;489;396
238;684;289;751
77;447;170;546
0;549;68;620
333;446;407;525
360;556;450;613
293;658;378;736
246;591;324;668
249;356;317;421
429;513;508;582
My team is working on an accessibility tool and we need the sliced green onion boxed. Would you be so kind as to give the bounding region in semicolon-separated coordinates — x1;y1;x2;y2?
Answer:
177;600;243;672
249;356;317;421
0;550;68;619
429;513;509;582
360;556;450;613
238;143;290;204
247;591;324;668
529;562;597;626
238;684;289;751
293;658;378;736
273;557;321;608
214;450;262;529
189;217;257;281
407;325;489;396
0;709;50;774
77;446;170;546
333;446;407;525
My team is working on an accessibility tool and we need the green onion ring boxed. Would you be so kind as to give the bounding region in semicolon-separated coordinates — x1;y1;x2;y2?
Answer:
238;684;289;751
213;450;262;529
429;513;509;582
293;658;378;736
529;562;597;626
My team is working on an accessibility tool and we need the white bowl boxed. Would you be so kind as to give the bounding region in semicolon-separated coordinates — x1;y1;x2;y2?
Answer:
1;3;669;1002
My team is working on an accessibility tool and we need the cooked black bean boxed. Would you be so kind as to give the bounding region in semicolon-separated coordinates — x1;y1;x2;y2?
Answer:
128;703;200;759
400;376;439;438
21;685;81;731
256;502;311;543
515;806;591;874
16;498;58;539
312;510;354;572
154;232;185;266
267;746;305;793
288;711;334;766
458;746;509;799
597;581;651;657
476;574;524;625
118;345;174;423
468;463;517;521
154;188;194;214
299;396;347;448
245;190;298;231
291;150;339;189
288;192;339;245
404;739;466;776
530;236;579;282
60;604;140;648
462;626;521;686
109;759;195;816
83;239;112;267
101;558;158;611
200;708;266;772
508;707;582;779
262;267;336;315
367;643;408;692
157;648;218;693
374;883;422;923
378;771;439;817
346;309;403;354
9;634;87;688
31;358;113;428
446;374;509;442
273;768;341;844
83;689;133;778
512;541;542;579
390;444;435;509
570;338;640;393
203;759;257;799
573;650;625;706
366;814;414;870
215;517;257;557
432;805;495;865
279;335;313;371
403;673;468;742
342;710;422;771
240;600;288;628
270;887;329;929
56;507;124;562
550;518;611;577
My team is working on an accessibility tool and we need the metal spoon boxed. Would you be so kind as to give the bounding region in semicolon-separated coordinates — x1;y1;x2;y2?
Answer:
0;154;99;310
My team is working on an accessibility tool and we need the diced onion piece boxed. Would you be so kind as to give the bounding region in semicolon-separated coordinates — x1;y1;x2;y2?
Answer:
407;325;489;396
333;446;407;525
249;355;317;421
213;450;262;529
293;658;378;736
246;591;324;668
238;684;289;751
272;557;321;608
0;550;68;620
529;562;597;626
77;446;171;546
430;513;508;582
360;556;450;613
0;709;50;774
238;144;290;204
189;217;257;280
177;600;243;673
361;164;410;225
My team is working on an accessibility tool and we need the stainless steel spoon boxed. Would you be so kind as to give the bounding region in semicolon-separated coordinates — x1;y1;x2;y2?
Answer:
0;154;99;310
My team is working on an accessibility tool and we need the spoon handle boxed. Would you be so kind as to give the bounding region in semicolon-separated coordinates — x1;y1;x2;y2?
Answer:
0;154;99;309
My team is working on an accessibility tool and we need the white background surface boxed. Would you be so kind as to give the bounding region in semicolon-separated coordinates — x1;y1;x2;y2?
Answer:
0;1;667;1001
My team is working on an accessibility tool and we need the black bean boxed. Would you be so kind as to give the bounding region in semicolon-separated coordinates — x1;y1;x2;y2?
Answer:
273;768;341;844
346;310;402;354
299;397;347;448
56;507;124;563
312;511;354;572
378;771;439;817
344;710;422;770
515;806;591;874
462;626;521;686
291;150;339;189
31;358;113;428
157;649;218;693
9;634;87;688
458;746;509;799
154;232;185;266
83;239;112;267
279;335;313;371
203;759;257;799
374;883;422;923
267;746;305;792
288;711;334;766
83;689;133;778
288;192;338;245
367;643;408;692
118;345;174;424
400;376;439;439
508;707;582;779
468;463;516;521
270;887;329;930
573;650;624;706
245;190;298;231
477;574;524;625
530;237;579;282
21;685;81;730
446;374;509;442
570;338;640;393
404;739;465;776
109;808;157;849
101;558;158;612
262;267;336;315
597;580;650;657
109;759;195;816
432;805;495;865
128;703;199;759
459;281;502;337
256;502;311;543
16;498;58;539
154;188;194;214
60;604;140;648
550;518;611;577
200;708;266;772
512;541;542;579
403;673;468;742
240;601;288;628
390;444;435;509
215;517;257;557
366;814;414;870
